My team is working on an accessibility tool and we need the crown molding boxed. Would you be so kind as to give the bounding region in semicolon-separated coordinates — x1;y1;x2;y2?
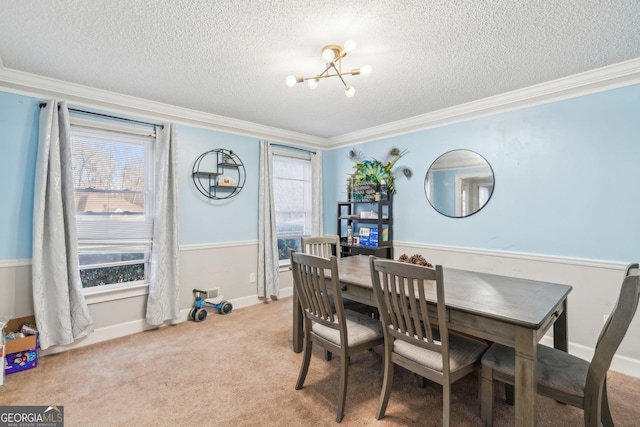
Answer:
328;57;640;148
2;57;639;151
0;65;328;148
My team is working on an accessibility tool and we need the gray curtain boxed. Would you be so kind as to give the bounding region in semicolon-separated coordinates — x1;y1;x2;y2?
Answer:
146;124;180;325
311;151;323;235
33;100;93;350
258;140;279;300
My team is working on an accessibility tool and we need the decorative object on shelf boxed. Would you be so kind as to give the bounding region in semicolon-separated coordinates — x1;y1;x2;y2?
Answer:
192;149;246;200
353;181;377;201
347;147;412;199
223;150;236;164
285;40;372;97
397;253;433;267
217;176;237;187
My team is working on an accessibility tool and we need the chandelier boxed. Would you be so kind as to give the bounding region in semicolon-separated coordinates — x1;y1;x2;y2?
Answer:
286;40;371;97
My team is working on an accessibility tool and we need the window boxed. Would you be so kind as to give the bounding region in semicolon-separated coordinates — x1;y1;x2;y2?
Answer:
272;152;312;264
70;123;155;290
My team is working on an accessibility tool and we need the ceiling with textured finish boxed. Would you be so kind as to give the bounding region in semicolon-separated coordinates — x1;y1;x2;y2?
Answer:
1;0;639;139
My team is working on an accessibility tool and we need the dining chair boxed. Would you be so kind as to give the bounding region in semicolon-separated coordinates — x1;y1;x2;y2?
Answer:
480;263;640;427
369;256;488;426
301;235;341;259
290;251;384;423
301;235;379;362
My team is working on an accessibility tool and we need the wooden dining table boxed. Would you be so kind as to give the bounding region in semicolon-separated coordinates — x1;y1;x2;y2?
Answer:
291;255;572;427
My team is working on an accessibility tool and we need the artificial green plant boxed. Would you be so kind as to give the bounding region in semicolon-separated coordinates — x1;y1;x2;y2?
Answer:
347;147;412;194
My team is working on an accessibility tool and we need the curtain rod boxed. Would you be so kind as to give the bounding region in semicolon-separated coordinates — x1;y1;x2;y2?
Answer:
39;103;164;129
270;143;316;155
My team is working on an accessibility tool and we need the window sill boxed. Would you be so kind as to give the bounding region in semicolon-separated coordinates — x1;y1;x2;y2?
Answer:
278;260;292;272
84;283;149;305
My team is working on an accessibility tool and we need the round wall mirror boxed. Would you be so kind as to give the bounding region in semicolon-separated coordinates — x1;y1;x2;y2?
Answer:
424;150;494;218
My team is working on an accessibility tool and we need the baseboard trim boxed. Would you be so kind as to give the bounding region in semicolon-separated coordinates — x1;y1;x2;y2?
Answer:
40;317;170;356
34;285;640;379
40;285;295;357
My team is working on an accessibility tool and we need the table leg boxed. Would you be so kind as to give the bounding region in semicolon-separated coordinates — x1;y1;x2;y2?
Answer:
293;285;303;353
515;326;537;427
554;299;568;352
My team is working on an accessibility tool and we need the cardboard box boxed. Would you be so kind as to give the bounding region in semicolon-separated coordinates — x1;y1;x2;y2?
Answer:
0;331;4;385
3;316;38;375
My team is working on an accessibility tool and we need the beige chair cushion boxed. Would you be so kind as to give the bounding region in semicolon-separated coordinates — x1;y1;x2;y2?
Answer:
482;343;589;398
394;333;488;372
312;309;383;347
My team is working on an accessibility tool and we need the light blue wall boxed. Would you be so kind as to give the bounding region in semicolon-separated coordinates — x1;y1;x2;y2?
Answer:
0;92;41;260
3;83;640;263
0;91;262;261
324;83;640;262
177;125;259;245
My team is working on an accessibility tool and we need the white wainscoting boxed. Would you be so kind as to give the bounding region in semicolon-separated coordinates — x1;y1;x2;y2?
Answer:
394;241;640;378
5;241;639;378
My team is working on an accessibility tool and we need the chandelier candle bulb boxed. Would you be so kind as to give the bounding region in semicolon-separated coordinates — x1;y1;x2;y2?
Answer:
322;47;336;62
343;39;357;52
285;75;297;87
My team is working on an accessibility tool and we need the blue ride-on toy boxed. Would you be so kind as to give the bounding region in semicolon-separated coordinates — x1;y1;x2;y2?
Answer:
190;288;233;322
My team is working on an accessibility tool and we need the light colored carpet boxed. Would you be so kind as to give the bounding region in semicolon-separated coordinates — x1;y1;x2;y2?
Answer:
1;296;639;426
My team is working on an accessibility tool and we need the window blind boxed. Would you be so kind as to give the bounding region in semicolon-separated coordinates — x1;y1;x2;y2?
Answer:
71;125;154;254
273;154;312;237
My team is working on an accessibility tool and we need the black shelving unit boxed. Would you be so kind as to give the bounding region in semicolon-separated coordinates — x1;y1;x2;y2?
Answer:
192;149;246;200
337;197;393;259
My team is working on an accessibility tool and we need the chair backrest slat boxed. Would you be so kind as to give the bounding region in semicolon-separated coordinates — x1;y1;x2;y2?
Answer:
398;276;414;336
291;251;344;331
371;256;444;352
382;274;400;332
416;279;433;342
302;235;340;259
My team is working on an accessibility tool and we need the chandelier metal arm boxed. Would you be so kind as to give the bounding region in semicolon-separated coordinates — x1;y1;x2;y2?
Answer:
300;70;361;82
330;62;349;89
286;41;370;96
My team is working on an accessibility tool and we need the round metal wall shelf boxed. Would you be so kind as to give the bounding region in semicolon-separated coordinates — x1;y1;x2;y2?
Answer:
192;149;246;200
